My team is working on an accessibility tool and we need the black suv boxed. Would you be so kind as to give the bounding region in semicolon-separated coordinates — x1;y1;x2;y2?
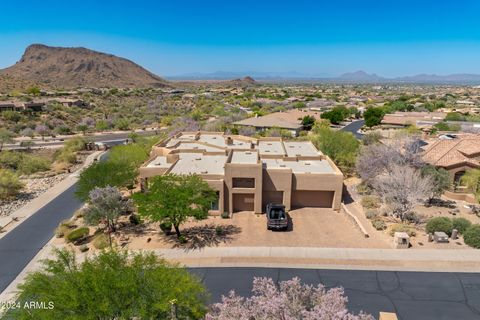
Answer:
266;203;288;231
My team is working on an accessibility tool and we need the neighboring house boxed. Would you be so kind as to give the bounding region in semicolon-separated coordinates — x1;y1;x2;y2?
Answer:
232;109;322;136
139;132;343;215
422;134;480;187
381;111;446;129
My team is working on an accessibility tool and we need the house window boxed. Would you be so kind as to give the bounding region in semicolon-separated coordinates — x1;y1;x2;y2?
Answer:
233;178;255;188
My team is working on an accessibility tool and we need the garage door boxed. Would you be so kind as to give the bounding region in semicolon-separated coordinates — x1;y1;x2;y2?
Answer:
262;191;283;211
292;191;334;208
233;194;255;212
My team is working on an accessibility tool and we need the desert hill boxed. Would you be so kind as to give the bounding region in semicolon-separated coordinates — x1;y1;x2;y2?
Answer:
0;44;168;89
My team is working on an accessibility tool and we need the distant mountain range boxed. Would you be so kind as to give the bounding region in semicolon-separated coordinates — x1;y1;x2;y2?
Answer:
168;70;480;84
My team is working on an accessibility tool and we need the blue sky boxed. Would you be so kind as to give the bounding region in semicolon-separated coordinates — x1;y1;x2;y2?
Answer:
1;0;480;77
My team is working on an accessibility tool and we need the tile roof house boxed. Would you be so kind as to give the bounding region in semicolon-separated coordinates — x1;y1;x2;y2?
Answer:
381;112;446;128
422;134;480;186
233;109;322;137
140;132;343;216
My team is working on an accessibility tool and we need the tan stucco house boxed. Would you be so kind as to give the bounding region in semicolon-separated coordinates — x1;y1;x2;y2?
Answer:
139;132;344;216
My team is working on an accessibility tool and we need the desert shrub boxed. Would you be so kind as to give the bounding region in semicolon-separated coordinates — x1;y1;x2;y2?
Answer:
361;195;380;209
74;209;85;220
404;212;420;224
17;156;50;175
464;225;480;248
365;210;379;219
64;137;87;152
129;214;142;225
55;225;69;238
371;218;386;230
356;184;371;195
160;221;172;234
389;223;417;237
92;233;110;249
55;149;77;164
66;227;89;243
55;220;77;238
451;217;472;234
426;217;453;236
0;151;23;169
221;211;230;219
0;168;23;200
79;244;89;252
178;235;187;244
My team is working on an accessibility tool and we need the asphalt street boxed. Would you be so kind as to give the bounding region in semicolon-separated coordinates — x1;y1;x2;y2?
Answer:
190;267;480;320
0;184;83;293
341;119;365;139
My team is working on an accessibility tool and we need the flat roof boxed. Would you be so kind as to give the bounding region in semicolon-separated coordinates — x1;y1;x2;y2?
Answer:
146;156;172;168
283;141;320;157
197;134;226;148
169;153;227;175
231;150;258;164
258;140;285;156
262;159;335;173
177;142;224;152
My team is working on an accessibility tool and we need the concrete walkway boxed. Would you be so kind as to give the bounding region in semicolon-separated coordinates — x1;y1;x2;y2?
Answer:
153;246;480;272
0;151;104;239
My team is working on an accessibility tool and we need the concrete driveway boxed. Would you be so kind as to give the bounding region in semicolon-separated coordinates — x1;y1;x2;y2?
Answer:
225;208;389;248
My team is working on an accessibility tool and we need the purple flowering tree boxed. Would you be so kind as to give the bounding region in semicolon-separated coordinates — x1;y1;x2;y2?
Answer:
206;277;374;320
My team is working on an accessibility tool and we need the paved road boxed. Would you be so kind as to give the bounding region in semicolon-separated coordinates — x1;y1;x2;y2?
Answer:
341;119;365;139
0;183;83;293
190;267;480;320
5;130;159;150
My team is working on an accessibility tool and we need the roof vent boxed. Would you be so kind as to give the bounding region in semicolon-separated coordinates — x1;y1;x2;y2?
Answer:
305;162;311;165
195;157;201;160
289;145;294;148
201;170;208;174
295;154;301;156
267;143;272;145
279;164;286;167
265;150;270;152
245;152;252;155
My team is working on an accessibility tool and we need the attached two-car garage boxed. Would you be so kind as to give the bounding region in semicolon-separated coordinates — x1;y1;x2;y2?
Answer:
291;190;334;209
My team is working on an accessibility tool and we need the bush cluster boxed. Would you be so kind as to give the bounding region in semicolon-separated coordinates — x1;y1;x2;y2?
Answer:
371;218;386;230
426;217;472;236
464;225;480;249
0;151;50;175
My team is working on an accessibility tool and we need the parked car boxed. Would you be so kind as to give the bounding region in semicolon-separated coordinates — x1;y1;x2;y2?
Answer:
266;203;288;231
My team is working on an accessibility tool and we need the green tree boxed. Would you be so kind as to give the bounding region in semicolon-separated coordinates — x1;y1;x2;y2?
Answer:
76;161;137;201
7;249;208;319
421;165;451;202
133;174;217;237
461;169;480;202
320;106;348;124
301;115;316;131
363;107;385;127
26;86;41;95
0;128;15;151
310;125;360;176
